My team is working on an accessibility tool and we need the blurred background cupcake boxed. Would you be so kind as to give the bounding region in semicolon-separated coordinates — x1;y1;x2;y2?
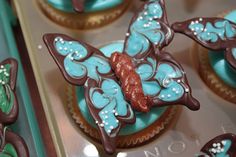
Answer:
38;0;132;29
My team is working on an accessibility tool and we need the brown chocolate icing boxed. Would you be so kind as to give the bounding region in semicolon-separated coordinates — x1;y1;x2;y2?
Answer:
0;125;29;157
110;52;150;112
197;133;236;157
172;17;236;70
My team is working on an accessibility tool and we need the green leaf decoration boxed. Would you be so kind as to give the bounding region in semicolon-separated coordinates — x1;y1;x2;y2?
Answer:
0;64;14;114
0;143;18;157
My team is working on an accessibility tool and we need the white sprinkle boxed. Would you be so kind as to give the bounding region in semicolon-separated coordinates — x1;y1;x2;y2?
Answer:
221;148;224;152
176;91;179;94
167;94;171;98
38;45;43;49
201;28;204;31
105;116;108;119
110;126;114;129
204;28;208;32
154;16;158;19
172;88;176;91
70;49;73;52
69;41;73;45
149;18;153;21
191;21;195;25
102;120;105;123
101;111;104;114
144;12;148;15
222;141;226;145
64;47;68;50
116;120;119;123
177;80;181;83
199;18;203;21
115;112;118;116
60;41;65;44
95;121;98;124
161;95;165;98
194;32;197;35
112;109;116;113
185;88;189;93
126;33;130;36
59;38;63;42
213;143;217;147
100;123;104;127
59;47;62;50
191;28;195;31
55;38;59;42
217;143;221;147
105;111;108;114
212;149;216;154
105;122;108;125
195;20;199;24
108;130;111;133
2;81;5;85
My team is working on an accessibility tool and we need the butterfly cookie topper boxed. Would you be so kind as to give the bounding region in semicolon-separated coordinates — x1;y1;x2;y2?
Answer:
44;0;200;154
196;133;236;157
0;58;29;157
172;17;236;70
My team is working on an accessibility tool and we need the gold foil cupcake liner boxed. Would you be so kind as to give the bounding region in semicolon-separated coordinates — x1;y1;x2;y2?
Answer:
66;85;180;148
37;0;132;29
194;43;236;103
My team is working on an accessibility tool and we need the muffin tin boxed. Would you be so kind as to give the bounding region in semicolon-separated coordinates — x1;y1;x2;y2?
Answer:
13;0;236;156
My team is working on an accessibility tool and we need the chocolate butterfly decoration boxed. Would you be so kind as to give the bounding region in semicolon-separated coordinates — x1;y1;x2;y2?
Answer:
0;59;29;157
44;0;200;154
172;17;236;70
196;133;236;157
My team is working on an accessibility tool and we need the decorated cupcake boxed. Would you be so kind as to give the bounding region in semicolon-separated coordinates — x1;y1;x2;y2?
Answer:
38;0;132;29
44;0;200;154
172;10;236;104
0;58;29;157
195;133;236;157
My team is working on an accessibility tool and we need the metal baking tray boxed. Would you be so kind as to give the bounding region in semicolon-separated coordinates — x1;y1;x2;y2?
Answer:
13;0;236;156
0;1;46;156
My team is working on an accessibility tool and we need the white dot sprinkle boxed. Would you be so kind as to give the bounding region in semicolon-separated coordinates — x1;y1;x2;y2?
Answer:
185;89;189;93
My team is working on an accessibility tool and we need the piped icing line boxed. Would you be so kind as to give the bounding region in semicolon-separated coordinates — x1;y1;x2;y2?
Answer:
0;126;29;157
43;33;136;154
0;59;18;125
195;133;236;157
124;0;174;58
171;17;236;70
71;0;84;12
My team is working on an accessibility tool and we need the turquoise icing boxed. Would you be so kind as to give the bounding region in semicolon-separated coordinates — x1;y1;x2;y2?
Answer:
77;42;168;135
90;79;134;134
189;20;236;42
55;37;111;81
47;0;123;13
125;0;166;56
136;58;185;101
214;140;231;157
208;10;236;88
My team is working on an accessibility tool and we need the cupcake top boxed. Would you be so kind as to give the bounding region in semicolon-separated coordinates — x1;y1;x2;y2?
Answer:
44;0;200;154
195;133;236;157
47;0;124;13
172;11;236;88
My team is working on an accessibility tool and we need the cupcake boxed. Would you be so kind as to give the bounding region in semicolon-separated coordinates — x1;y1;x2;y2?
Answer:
195;133;236;157
43;0;200;154
0;58;29;157
172;11;236;104
38;0;132;29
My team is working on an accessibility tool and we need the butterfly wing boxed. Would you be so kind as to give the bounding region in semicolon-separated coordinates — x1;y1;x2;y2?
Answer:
0;59;18;125
172;17;236;70
136;51;200;111
195;133;236;157
43;34;135;154
123;0;174;58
